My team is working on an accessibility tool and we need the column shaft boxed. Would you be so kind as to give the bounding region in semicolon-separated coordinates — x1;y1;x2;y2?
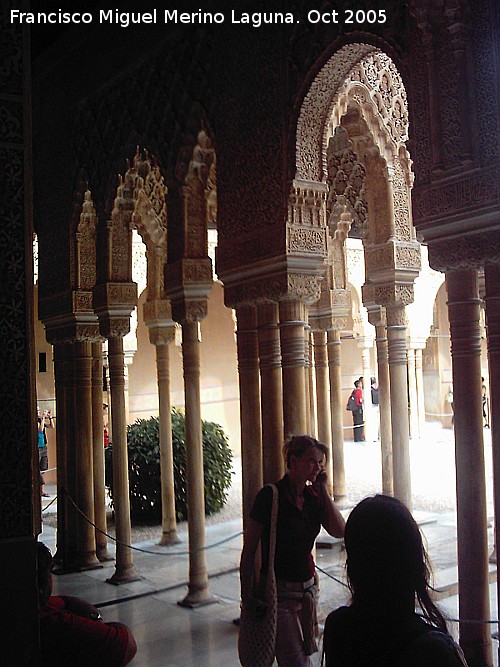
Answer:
386;305;411;508
447;269;492;667
304;325;315;436
156;343;179;545
415;349;426;438
375;325;393;496
236;306;263;528
327;329;346;497
484;264;500;667
279;300;308;438
361;345;373;441
53;343;69;567
258;302;284;483
407;348;420;440
73;341;99;568
180;322;210;605
91;342;111;561
313;330;333;493
107;336;137;582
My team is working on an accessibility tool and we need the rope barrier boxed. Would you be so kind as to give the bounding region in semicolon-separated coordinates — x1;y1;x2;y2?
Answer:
56;493;499;626
62;489;243;556
42;496;57;512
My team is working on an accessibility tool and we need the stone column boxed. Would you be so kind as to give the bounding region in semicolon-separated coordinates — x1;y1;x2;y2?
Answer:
304;324;315;436
484;263;500;667
360;341;374;441
123;352;134;425
407;347;420;440
107;335;137;583
258;302;284;483
279;299;308;438
155;338;179;545
447;269;492;667
92;342;112;561
415;348;426;438
386;304;412;509
72;341;100;569
313;330;334;494
236;305;263;527
179;321;214;607
327;329;346;498
53;343;69;567
375;323;393;496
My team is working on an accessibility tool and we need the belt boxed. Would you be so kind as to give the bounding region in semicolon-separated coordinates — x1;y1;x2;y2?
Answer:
277;576;315;591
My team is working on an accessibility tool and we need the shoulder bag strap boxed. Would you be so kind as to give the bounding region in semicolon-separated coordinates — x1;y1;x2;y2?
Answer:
265;484;279;588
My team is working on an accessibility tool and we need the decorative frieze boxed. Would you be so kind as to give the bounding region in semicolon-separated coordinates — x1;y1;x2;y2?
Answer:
412;166;500;227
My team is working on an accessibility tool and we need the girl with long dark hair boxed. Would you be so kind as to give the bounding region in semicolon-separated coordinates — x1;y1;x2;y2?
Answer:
323;495;468;666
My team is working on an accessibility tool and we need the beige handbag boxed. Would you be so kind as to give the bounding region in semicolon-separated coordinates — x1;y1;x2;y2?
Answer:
238;484;279;667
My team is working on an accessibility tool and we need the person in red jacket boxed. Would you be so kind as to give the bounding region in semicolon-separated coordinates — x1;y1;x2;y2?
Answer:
37;542;137;667
351;380;365;442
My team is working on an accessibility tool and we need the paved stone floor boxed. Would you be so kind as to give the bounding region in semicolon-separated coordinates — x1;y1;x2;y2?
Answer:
40;421;498;666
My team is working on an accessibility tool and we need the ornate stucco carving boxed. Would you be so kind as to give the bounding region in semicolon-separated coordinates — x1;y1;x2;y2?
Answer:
296;42;378;181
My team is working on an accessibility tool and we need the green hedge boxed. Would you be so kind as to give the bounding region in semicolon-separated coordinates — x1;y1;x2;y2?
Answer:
105;409;233;521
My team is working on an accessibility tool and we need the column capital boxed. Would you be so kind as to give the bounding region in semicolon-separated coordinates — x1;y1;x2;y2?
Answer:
143;298;175;345
93;281;138;338
39;290;102;345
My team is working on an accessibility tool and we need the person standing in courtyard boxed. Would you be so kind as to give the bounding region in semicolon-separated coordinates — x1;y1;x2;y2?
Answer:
240;435;345;666
350;380;365;442
37;406;53;497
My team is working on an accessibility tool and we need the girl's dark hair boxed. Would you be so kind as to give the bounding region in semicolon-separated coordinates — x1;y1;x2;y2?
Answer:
344;495;447;631
283;435;328;469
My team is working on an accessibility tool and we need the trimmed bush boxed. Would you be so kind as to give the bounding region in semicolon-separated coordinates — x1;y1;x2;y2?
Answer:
105;409;233;521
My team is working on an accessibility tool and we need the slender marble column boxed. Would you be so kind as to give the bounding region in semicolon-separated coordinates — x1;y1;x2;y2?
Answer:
279;300;308;438
304;324;314;436
415;348;426;438
107;336;137;583
407;347;420;440
73;341;100;569
313;330;333;493
447;269;492;667
375;324;393;496
361;344;373;440
156;341;179;545
386;305;411;508
92;342;112;561
258;302;284;484
179;322;214;606
53;343;69;567
236;305;263;528
327;329;345;497
484;264;500;667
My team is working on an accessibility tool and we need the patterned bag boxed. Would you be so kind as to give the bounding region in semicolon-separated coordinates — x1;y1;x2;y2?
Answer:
238;484;279;667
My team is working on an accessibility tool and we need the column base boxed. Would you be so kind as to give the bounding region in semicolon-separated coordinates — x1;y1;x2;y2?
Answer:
96;548;115;563
177;588;218;608
106;566;141;585
157;531;181;546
